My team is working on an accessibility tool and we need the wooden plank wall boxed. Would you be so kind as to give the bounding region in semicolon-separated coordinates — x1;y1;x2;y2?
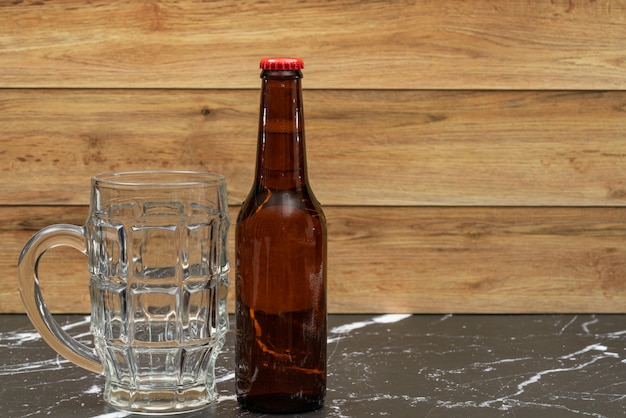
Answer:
1;0;625;313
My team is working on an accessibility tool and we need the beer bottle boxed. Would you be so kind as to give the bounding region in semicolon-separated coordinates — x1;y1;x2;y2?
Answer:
235;57;327;413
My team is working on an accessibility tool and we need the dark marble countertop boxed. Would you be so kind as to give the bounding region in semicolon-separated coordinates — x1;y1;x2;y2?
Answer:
1;314;624;417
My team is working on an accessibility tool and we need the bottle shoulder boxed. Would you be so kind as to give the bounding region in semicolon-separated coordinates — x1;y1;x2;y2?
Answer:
237;185;325;226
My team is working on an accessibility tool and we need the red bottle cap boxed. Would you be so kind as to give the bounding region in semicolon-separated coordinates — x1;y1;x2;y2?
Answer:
260;57;304;70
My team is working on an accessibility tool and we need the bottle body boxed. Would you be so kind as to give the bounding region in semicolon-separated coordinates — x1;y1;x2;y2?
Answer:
235;59;327;413
236;186;327;413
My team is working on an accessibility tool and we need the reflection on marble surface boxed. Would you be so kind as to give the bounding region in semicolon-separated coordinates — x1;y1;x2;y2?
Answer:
1;314;624;417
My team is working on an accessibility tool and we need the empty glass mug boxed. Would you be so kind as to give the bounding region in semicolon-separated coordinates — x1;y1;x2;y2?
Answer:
18;171;230;414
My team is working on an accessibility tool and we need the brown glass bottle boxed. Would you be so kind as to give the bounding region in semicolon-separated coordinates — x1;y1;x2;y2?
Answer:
235;57;327;413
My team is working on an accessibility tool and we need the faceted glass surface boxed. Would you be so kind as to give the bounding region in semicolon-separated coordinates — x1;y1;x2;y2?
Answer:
87;175;230;414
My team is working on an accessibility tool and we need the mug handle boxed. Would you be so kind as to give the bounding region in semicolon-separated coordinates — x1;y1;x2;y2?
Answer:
17;224;103;374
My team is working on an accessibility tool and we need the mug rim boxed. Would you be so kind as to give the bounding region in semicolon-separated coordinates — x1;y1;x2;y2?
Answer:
93;170;226;188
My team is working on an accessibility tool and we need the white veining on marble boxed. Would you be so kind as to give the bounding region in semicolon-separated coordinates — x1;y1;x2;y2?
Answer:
558;315;578;335
83;384;102;395
0;319;90;376
3;314;624;417
90;412;131;418
215;371;235;383
0;357;71;375
0;316;94;377
330;314;412;334
479;343;621;413
0;330;41;347
515;356;612;393
0;315;91;348
581;315;599;335
18;380;102;418
438;313;453;322
560;343;608;359
60;315;91;331
327;335;347;344
217;393;237;404
470;356;532;373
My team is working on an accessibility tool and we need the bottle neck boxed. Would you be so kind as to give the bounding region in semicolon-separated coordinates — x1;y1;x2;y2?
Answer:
255;70;308;190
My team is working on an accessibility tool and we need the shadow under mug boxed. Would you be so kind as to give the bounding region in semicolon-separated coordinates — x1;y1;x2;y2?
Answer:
18;171;230;414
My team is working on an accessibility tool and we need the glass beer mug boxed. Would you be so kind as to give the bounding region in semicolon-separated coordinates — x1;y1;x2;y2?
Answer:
17;171;230;414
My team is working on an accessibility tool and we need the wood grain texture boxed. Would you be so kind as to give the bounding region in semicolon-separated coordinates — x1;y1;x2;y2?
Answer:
2;89;626;206
2;206;625;314
329;206;626;313
1;0;625;89
2;0;626;314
